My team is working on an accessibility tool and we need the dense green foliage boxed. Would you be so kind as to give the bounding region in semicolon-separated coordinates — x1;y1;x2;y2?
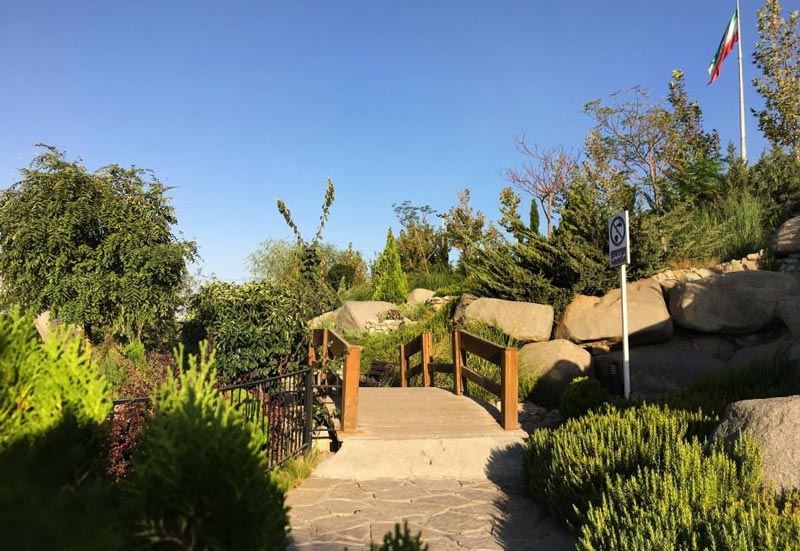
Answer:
524;405;714;529
392;201;449;273
0;146;196;340
577;438;800;550
558;376;611;420
0;311;120;550
185;280;309;382
373;228;408;304
123;346;288;551
0;311;110;450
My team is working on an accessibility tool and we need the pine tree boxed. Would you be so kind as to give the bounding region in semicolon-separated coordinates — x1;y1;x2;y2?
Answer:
372;229;407;304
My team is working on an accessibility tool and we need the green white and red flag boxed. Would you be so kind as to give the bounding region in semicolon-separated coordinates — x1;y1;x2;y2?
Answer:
708;9;739;84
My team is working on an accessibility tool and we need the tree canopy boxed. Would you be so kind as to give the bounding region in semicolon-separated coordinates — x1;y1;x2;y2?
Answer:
0;145;196;339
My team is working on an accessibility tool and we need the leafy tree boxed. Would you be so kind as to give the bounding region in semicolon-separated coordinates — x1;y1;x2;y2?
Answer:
753;0;800;155
392;201;449;273
440;189;489;270
275;179;338;315
506;136;579;237
0;146;196;341
372;229;407;304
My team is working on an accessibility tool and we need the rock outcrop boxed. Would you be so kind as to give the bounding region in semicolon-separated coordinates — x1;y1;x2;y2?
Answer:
334;301;396;332
518;340;592;392
669;271;800;333
771;216;800;256
460;298;553;342
594;342;724;398
712;396;800;492
406;288;435;306
556;277;672;345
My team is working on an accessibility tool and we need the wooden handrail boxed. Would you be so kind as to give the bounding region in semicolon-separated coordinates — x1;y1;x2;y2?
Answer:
399;331;433;387
400;329;518;430
308;328;361;432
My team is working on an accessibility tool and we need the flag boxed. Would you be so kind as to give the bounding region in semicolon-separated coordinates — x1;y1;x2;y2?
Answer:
708;9;739;84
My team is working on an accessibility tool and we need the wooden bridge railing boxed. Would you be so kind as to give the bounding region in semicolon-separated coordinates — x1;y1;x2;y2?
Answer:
307;328;361;432
400;330;519;430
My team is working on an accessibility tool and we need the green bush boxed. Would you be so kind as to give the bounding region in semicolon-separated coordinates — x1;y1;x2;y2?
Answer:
371;522;429;551
524;404;712;529
407;268;463;295
185;280;309;382
0;311;120;551
576;437;800;550
559;376;611;420
373;228;408;304
0;311;111;450
123;345;289;551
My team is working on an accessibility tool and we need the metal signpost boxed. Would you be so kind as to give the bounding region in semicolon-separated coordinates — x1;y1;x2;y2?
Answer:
608;211;631;399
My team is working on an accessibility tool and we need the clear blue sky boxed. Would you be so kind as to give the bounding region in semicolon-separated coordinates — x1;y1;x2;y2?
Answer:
0;0;772;281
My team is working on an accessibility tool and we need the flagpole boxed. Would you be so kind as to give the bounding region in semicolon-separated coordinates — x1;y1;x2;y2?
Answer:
736;0;748;162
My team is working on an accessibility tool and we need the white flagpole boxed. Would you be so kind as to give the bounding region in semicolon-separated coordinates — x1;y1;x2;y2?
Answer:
736;0;748;162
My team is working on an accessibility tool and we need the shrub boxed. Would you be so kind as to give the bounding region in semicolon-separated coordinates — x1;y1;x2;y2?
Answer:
0;310;120;551
371;522;429;551
373;228;408;304
123;345;289;551
559;376;611;419
524;404;712;529
576;437;800;550
185;280;309;382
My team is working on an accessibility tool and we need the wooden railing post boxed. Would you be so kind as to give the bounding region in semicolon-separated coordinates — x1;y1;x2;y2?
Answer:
341;345;361;432
422;332;432;387
399;343;408;388
452;330;463;396
500;348;519;430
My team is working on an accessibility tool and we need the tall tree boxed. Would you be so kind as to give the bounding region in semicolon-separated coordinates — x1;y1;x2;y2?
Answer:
392;201;449;273
0;146;196;340
753;0;800;155
506;136;578;237
440;189;488;269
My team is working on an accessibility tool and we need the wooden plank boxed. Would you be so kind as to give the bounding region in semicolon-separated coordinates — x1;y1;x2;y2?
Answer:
452;330;463;396
399;344;408;388
403;333;424;358
429;362;454;374
458;330;505;365
462;366;502;397
327;330;349;358
421;332;432;387
501;348;519;430
341;345;361;431
407;364;423;380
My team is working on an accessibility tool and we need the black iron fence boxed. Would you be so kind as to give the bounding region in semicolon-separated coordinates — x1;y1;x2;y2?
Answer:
111;366;314;471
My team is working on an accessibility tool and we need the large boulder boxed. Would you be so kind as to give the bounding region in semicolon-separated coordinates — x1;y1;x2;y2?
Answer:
556;277;672;345
334;301;396;332
460;298;553;342
669;271;800;334
406;288;435;306
711;396;800;492
308;309;339;329
452;293;478;324
594;342;725;399
777;296;800;339
518;339;593;392
726;340;800;369
771;216;800;256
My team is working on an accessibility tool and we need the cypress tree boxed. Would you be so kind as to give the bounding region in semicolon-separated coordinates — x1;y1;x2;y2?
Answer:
372;229;407;304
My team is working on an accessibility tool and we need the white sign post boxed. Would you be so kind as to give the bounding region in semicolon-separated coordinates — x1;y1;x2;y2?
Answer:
608;211;631;399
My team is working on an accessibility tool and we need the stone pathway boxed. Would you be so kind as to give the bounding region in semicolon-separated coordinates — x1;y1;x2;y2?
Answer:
287;477;571;551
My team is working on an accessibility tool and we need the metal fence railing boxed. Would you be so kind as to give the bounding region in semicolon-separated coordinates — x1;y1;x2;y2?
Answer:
110;366;314;472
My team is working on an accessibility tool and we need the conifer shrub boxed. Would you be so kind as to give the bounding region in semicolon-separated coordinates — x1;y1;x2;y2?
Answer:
373;228;408;304
370;522;429;551
559;376;611;420
123;345;289;551
524;404;712;529
0;310;121;551
576;437;800;551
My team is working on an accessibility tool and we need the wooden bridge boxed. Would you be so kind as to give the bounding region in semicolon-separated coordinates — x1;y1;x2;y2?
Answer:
307;328;521;441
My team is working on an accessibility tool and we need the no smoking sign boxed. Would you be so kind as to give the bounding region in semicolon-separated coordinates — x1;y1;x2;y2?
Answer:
608;211;630;268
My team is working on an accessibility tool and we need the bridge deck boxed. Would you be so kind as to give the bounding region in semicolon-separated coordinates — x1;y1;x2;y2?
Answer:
341;386;522;440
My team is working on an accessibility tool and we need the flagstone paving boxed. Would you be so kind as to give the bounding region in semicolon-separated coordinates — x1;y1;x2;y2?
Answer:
287;477;573;551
